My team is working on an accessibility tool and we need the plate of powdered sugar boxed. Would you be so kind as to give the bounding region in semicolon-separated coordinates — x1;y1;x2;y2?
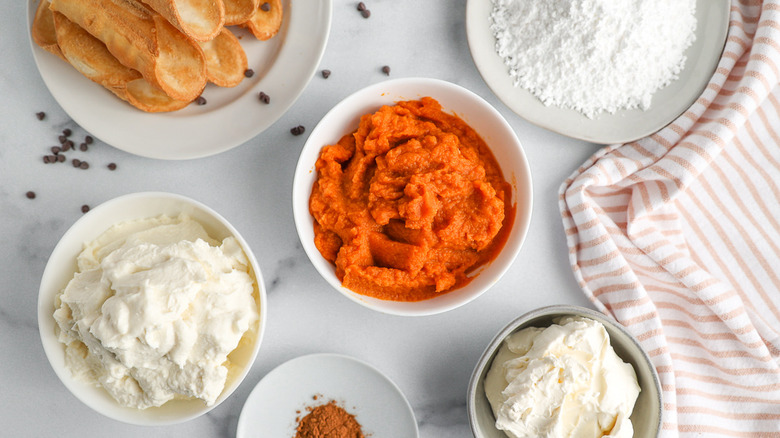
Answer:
466;0;730;144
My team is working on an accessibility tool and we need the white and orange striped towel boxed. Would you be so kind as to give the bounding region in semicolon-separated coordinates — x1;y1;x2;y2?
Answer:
559;1;780;436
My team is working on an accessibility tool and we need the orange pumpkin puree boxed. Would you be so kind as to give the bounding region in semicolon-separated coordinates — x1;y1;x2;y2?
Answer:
309;97;514;301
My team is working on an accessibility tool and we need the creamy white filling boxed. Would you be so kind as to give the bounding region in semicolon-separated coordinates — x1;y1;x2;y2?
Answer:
54;215;258;409
484;317;640;438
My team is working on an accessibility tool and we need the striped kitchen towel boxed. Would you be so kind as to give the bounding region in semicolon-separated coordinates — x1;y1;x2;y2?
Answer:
559;1;780;436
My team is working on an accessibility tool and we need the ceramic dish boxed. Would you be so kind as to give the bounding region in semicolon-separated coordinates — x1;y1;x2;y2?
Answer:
468;305;662;438
37;192;267;425
466;0;730;144
236;353;418;438
27;0;332;160
291;77;533;317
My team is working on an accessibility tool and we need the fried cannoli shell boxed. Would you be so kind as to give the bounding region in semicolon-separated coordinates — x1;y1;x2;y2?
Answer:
199;27;247;87
52;11;190;112
32;0;64;59
223;0;259;26
140;0;225;42
49;0;207;102
242;0;282;41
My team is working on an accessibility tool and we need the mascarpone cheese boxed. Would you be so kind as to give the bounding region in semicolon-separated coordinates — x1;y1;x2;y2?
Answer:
484;316;640;438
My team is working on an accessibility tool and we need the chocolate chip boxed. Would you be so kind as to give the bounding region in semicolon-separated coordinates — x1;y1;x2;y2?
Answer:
79;161;89;169
26;191;36;199
196;96;207;105
290;125;305;136
43;155;51;164
72;158;81;167
107;163;117;171
382;65;391;75
35;112;45;121
51;146;61;155
244;69;254;78
258;91;270;104
81;205;90;214
85;135;94;144
61;142;71;152
80;143;88;152
57;154;66;163
62;128;72;137
321;69;331;79
47;155;57;163
361;9;371;18
357;2;366;11
260;2;270;11
58;135;67;144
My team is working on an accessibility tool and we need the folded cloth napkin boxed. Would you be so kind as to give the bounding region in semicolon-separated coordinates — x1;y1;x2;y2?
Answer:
559;1;780;436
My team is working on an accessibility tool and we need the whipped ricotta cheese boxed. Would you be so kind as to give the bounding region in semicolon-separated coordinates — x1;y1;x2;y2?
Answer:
484;317;640;438
53;214;258;409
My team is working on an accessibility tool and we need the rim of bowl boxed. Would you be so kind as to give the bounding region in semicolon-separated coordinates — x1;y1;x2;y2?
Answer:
37;191;267;425
467;304;662;437
291;77;533;317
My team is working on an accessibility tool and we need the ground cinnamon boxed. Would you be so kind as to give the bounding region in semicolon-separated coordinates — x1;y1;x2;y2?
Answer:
294;400;364;438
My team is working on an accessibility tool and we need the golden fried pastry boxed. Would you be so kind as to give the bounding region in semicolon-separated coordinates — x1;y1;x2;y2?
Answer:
199;27;248;87
242;0;282;41
49;0;207;102
222;0;259;26
52;11;190;112
141;0;225;42
32;0;64;59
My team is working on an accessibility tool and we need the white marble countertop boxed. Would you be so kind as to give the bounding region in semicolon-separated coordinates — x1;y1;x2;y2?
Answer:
1;1;602;436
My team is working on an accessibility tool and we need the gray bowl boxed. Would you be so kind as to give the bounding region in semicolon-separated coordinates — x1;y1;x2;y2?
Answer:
467;305;662;438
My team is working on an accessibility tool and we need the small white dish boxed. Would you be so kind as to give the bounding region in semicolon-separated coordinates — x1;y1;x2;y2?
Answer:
468;305;662;438
291;77;533;316
236;353;419;438
27;0;332;160
37;192;267;425
466;0;730;144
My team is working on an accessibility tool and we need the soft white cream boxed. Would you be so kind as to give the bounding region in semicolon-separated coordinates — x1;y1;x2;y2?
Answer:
54;214;258;409
484;317;640;438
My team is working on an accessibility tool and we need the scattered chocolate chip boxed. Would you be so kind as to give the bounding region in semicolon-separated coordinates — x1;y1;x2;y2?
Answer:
290;125;305;136
107;163;117;171
79;161;89;169
51;146;61;155
72;158;81;167
43;155;51;164
244;69;255;78
85;135;94;144
357;2;366;11
196;96;207;105
260;2;270;11
62;128;72;137
26;191;36;199
258;91;270;104
36;112;46;121
61;142;71;152
47;154;58;163
81;205;90;214
321;69;331;79
382;65;391;75
58;135;67;144
80;143;88;152
361;9;371;18
57;155;66;163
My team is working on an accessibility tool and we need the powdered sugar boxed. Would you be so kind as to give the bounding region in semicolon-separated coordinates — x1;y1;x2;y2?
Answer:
489;0;697;118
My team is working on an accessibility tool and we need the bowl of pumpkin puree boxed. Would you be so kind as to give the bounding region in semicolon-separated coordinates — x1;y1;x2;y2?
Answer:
292;78;532;316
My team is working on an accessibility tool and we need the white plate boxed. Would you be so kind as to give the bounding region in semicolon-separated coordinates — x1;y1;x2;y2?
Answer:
236;353;419;438
27;0;332;160
466;0;730;144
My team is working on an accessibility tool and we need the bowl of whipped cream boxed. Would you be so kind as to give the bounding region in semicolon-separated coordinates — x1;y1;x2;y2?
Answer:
38;192;267;425
467;305;661;438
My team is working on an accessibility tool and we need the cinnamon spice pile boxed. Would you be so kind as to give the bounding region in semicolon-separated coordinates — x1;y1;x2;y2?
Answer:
294;399;364;438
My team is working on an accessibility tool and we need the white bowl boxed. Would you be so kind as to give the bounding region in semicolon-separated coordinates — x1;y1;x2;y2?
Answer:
468;305;662;438
292;77;533;316
37;192;267;425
